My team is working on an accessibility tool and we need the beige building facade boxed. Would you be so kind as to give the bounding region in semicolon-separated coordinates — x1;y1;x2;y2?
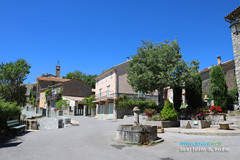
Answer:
94;59;158;120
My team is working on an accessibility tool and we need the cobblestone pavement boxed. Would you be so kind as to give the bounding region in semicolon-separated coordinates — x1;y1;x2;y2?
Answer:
0;116;239;160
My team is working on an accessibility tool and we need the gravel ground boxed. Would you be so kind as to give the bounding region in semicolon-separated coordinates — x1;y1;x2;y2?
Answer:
0;116;240;160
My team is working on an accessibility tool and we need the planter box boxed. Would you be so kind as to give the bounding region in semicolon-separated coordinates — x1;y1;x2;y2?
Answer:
180;120;211;129
143;121;180;128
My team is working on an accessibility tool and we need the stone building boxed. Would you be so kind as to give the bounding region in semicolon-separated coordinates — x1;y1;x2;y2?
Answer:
35;65;63;106
225;6;240;105
93;58;158;120
39;79;93;116
200;57;236;95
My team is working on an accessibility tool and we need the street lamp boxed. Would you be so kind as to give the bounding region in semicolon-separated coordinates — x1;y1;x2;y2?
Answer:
230;20;240;35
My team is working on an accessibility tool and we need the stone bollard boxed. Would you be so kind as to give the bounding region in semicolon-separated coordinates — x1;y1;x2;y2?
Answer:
133;106;140;125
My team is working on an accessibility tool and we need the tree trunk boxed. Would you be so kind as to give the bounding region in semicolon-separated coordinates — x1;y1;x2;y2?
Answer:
173;86;182;111
158;86;164;108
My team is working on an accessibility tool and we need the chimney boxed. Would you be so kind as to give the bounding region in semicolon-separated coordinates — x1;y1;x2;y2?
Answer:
56;66;60;77
217;56;221;65
127;57;130;61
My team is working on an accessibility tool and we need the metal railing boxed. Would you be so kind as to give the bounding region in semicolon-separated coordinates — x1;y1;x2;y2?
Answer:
95;91;115;100
46;94;58;101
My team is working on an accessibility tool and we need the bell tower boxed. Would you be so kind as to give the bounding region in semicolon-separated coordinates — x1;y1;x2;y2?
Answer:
56;60;60;77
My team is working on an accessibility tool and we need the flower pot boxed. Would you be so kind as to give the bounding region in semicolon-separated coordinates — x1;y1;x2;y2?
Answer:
157;128;164;133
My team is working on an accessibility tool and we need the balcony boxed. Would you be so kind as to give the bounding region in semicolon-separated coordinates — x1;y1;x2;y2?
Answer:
46;94;58;101
95;91;115;100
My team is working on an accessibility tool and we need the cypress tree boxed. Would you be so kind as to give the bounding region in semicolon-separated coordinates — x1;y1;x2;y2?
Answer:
185;72;202;113
173;86;182;111
185;61;202;113
209;65;228;110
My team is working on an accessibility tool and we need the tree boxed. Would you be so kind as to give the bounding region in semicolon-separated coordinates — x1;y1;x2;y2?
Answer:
161;100;178;121
55;99;69;110
28;88;36;106
185;61;202;113
63;70;97;88
209;65;228;110
0;59;31;106
127;39;186;107
83;95;96;108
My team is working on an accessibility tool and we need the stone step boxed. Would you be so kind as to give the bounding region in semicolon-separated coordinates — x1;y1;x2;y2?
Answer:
71;120;79;126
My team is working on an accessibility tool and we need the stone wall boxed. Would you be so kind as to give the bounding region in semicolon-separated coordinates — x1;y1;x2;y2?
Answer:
63;79;92;97
231;19;240;105
142;121;180;128
201;61;236;95
180;120;211;129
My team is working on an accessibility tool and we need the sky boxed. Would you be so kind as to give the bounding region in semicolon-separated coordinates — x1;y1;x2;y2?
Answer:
0;0;239;84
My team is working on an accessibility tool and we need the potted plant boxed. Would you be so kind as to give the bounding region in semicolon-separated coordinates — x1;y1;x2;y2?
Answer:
157;125;164;133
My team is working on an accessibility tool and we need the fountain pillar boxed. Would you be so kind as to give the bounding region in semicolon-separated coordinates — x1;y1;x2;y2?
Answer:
133;106;140;125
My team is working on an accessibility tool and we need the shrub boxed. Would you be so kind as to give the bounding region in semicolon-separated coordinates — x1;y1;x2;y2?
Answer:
227;87;238;105
161;100;178;121
115;94;157;112
149;114;162;121
0;98;21;134
144;108;157;117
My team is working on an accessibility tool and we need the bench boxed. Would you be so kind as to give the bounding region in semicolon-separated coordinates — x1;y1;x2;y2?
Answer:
7;120;26;134
219;122;233;130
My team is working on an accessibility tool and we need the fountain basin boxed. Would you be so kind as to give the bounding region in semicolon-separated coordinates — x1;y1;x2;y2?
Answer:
116;125;157;144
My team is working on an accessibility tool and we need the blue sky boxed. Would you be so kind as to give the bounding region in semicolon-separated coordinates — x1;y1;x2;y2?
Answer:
0;0;239;83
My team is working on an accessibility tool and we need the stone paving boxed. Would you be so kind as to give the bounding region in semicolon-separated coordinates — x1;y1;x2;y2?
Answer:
0;116;240;160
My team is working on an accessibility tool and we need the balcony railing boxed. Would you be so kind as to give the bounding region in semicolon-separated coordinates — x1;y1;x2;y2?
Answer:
46;94;58;101
95;91;115;100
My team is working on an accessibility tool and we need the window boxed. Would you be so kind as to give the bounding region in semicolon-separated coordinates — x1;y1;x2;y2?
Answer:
107;85;110;97
101;77;103;84
97;79;98;86
42;93;43;99
138;91;145;98
58;88;60;93
106;74;107;82
111;72;113;79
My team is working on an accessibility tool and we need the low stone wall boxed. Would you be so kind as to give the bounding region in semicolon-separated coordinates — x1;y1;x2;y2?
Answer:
205;113;226;125
38;116;71;130
142;121;180;128
180;120;211;129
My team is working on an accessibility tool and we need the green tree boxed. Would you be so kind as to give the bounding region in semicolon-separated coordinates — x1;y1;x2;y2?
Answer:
185;60;202;113
83;95;96;108
209;65;228;110
29;88;36;106
55;99;69;110
63;70;96;88
127;39;186;107
0;59;31;106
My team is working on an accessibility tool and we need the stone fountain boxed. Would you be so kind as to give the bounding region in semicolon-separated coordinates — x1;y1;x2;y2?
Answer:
116;106;157;145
